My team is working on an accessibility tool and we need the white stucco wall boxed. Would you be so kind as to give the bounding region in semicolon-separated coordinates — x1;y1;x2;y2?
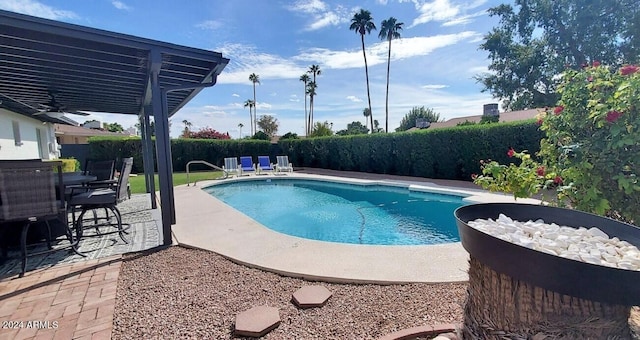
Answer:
0;108;59;160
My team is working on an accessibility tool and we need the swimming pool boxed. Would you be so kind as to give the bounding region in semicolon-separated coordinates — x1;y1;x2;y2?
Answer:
204;179;466;245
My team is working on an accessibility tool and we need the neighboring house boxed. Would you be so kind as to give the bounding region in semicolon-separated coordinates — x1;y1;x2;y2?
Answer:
0;108;63;160
54;124;135;145
428;106;541;130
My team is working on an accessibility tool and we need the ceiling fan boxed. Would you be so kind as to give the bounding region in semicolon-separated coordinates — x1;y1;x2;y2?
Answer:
34;91;89;117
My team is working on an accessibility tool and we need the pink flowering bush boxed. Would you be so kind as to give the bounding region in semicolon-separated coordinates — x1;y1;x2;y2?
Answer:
474;63;639;223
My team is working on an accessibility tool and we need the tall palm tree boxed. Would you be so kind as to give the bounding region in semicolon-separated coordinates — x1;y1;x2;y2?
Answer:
306;81;317;136
379;17;403;133
249;73;260;135
181;119;192;138
350;9;376;133
362;108;371;130
307;65;321;133
299;73;310;136
237;123;244;139
243;99;255;135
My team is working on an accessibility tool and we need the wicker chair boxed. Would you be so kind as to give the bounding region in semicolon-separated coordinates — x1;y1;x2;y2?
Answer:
0;161;82;277
68;157;133;243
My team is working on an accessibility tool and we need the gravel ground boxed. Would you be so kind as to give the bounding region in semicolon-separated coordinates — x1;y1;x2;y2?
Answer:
112;246;466;339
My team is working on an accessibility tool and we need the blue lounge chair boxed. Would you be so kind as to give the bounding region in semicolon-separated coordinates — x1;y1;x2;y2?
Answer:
239;156;256;175
257;156;274;175
223;157;241;177
275;155;293;174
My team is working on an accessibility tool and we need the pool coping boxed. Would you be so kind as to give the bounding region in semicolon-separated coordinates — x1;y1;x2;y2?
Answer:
172;173;539;284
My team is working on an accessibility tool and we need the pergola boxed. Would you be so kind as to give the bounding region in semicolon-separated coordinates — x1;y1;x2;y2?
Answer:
0;9;229;245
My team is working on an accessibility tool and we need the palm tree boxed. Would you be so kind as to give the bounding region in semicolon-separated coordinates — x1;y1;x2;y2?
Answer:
306;81;317;136
307;65;321;134
243;99;255;135
299;73;310;136
249;73;260;135
379;17;403;133
181;119;192;138
350;9;376;133
237;123;244;139
362;108;371;131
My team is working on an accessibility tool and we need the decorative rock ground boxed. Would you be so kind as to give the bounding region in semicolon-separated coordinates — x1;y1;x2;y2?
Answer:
292;285;333;309
234;306;281;337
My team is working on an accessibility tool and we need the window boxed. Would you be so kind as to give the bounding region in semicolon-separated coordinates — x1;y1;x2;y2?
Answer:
12;121;22;146
36;128;44;158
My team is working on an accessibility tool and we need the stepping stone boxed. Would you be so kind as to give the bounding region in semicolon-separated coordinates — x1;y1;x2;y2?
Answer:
292;285;332;309
234;306;281;338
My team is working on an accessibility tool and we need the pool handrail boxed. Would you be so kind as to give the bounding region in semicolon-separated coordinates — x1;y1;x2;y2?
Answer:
186;160;228;186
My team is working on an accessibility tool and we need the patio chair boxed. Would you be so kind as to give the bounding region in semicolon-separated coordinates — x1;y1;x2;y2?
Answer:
83;159;117;189
0;161;82;277
239;156;256;175
257;156;274;175
275;156;294;174
223;157;241;177
68;157;133;244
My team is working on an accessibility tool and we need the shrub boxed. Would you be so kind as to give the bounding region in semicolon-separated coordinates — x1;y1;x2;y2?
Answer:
475;63;639;223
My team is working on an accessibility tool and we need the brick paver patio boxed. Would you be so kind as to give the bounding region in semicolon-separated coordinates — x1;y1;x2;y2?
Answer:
0;256;121;340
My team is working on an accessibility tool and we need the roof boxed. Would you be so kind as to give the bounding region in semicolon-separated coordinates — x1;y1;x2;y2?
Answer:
54;124;135;137
428;108;541;129
0;9;229;119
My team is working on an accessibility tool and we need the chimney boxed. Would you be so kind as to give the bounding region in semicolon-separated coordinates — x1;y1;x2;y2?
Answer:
483;103;499;116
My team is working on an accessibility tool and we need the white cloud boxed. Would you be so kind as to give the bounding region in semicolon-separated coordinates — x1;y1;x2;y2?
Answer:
215;31;479;86
231;93;240;97
287;0;350;31
196;20;222;30
407;0;487;28
0;0;78;20
376;0;389;4
346;95;363;102
422;84;448;89
215;43;308;84
288;0;327;13
442;10;487;27
296;31;480;69
111;1;131;11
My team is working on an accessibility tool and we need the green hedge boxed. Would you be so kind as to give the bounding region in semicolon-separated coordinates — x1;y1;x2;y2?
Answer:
87;137;271;173
278;120;543;181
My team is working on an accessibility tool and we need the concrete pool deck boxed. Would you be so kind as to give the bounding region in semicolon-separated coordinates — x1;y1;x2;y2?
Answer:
172;171;539;283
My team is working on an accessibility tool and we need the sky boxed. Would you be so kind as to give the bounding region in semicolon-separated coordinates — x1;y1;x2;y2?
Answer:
0;0;512;138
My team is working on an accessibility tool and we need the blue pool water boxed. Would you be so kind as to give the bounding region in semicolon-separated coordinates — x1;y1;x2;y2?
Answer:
204;179;466;245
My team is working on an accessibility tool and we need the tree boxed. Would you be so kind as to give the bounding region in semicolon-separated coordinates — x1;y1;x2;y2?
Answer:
307;65;321;135
103;122;124;132
135;120;155;136
249;73;260;134
372;119;383;133
299;73;310;136
306;81;317;136
251;131;270;141
243;99;255;135
237;123;244;139
309;121;333;137
280;132;299;140
256;115;279;137
336;121;369;136
395;106;442;132
362;107;371;130
379;17;403;133
477;0;640;111
181;119;192;138
350;9;376;132
189;127;230;140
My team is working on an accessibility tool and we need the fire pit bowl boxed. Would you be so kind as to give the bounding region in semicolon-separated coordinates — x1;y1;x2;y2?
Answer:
454;203;640;305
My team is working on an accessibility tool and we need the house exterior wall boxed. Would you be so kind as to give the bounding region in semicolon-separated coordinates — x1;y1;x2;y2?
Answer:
0;108;59;160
